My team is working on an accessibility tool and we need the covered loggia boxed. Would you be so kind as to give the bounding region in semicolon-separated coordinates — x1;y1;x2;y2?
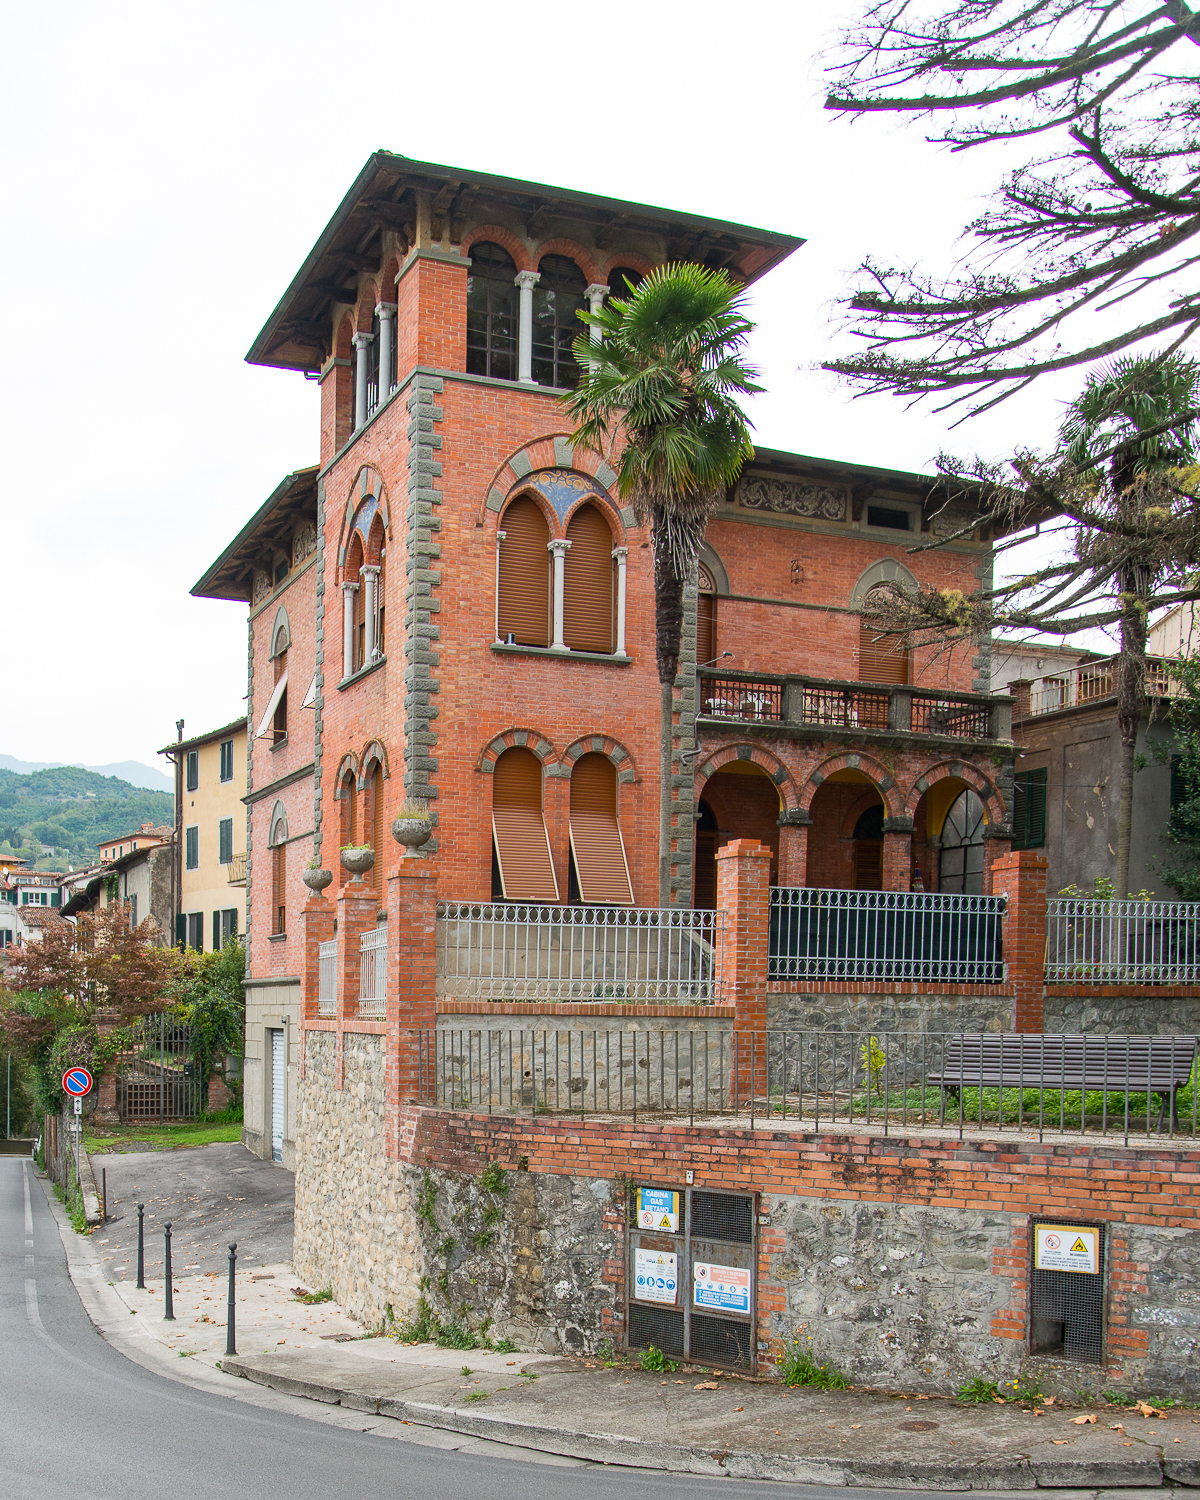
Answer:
804;769;888;890
911;777;988;894
693;763;781;908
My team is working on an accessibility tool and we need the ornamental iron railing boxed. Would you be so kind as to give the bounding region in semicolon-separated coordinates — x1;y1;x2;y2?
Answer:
1046;897;1200;984
413;1026;1198;1142
769;886;1006;984
317;939;337;1017
358;926;388;1019
1022;655;1177;718
436;902;721;1002
697;676;785;722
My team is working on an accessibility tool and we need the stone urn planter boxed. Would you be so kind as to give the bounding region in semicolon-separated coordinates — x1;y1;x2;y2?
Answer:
339;846;375;880
392;813;433;855
302;867;334;895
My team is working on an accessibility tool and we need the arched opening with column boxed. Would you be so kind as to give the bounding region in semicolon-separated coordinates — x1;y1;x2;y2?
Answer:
496;495;551;647
361;752;387;897
563;502;615;653
466;242;519;380
911;776;989;893
694;763;782;907
807;770;887;890
337;762;358;888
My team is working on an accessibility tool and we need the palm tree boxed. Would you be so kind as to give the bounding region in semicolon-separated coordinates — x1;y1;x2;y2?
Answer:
1059;353;1200;895
563;263;761;906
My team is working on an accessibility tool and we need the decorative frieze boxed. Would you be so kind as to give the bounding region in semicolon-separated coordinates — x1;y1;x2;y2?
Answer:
737;475;847;522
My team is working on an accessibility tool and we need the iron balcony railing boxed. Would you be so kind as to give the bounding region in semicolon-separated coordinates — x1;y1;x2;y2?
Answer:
414;1026;1199;1143
317;939;337;1017
696;668;1010;743
1021;654;1177;718
1047;897;1200;984
436;902;721;1002
226;854;247;885
358;926;388;1019
769;886;1006;984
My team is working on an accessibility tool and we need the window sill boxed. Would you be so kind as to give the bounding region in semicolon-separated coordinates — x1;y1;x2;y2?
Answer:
270;736;289;752
268;932;288;943
490;643;631;666
338;654;387;691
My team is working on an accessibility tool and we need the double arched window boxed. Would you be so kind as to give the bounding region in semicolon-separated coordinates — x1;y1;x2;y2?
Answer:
532;255;586;390
467;243;519;380
342;512;386;679
496;497;618;654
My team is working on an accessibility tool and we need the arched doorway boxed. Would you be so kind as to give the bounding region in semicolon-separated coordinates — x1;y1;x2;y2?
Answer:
693;764;781;907
806;770;886;890
939;789;987;895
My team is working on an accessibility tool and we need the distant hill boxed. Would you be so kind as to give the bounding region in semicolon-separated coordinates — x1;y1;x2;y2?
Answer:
0;754;172;794
0;765;174;868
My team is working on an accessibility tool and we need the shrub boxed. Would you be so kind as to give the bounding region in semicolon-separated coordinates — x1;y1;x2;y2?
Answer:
958;1378;1000;1403
780;1336;848;1390
638;1344;677;1373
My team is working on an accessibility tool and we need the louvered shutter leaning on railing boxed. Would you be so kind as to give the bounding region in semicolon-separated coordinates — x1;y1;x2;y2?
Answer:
569;753;633;904
492;748;559;902
563;503;614;653
497;497;550;647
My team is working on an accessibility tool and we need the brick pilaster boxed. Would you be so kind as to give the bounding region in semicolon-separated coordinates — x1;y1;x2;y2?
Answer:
385;858;439;1156
300;894;335;1025
336;875;379;1087
881;817;914;891
776;820;808;885
992;849;1047;1033
715;838;771;1102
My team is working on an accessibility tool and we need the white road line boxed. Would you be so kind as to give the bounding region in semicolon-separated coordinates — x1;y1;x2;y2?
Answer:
25;1278;41;1328
23;1162;34;1265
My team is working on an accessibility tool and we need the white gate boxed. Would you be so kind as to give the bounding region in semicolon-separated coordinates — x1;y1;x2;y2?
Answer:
270;1029;285;1163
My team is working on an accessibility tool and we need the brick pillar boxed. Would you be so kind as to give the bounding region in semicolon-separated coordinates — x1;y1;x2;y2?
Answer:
385;859;439;1158
300;893;335;1025
992;849;1047;1033
335;873;379;1087
776;812;809;885
881;816;914;891
1010;678;1031;721
715;838;771;1105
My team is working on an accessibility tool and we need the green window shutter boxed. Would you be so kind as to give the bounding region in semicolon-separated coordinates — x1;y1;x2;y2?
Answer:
50;890;60;907
1013;768;1047;849
219;818;233;864
213;910;220;949
175;913;187;946
1171;754;1185;812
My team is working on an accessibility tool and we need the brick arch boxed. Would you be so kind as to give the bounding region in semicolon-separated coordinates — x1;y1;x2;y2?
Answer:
800;753;901;817
268;801;289;846
337;466;390;580
481;434;632;533
904;761;1004;824
533;238;602;286
335;312;354;360
560;488;626;543
561;736;637;785
478;730;559;775
599;250;655;282
499;485;558;540
358;739;390;788
269;605;291;657
333;754;359;798
462;224;531;272
379;255;400;298
355;282;379;333
693;744;799;811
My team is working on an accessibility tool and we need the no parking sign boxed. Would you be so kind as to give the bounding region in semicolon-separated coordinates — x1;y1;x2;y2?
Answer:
62;1067;94;1097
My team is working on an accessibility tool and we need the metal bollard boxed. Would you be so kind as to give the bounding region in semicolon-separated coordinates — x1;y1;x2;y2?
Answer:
136;1203;145;1289
164;1222;174;1321
226;1242;237;1357
101;1168;107;1224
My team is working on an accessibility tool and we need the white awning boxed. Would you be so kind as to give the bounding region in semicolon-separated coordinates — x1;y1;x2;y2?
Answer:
254;670;288;738
302;672;316;709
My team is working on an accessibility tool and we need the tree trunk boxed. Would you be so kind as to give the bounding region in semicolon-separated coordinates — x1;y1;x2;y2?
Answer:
1115;599;1147;898
653;519;688;907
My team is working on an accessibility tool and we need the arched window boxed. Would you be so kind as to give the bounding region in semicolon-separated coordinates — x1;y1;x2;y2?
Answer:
497;497;550;647
606;266;643;303
697;563;718;666
366;513;386;662
852;804;883;890
366;308;381;417
345;533;365;673
269;806;288;934
339;768;357;885
272;627;288;744
491;748;558;903
467;242;518;380
563;503;614;653
940;790;986;895
366;762;385;895
532;255;586;389
569;754;633;905
858;587;909;684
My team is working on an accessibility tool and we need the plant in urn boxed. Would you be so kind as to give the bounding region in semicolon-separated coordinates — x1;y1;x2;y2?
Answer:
392;799;433;856
339;845;375;882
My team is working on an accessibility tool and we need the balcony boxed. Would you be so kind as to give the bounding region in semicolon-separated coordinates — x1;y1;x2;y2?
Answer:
696;669;1011;747
226;854;247;885
1015;654;1178;719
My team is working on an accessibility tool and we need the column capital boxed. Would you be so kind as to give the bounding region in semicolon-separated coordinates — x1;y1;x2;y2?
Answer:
585;283;610;302
495;529;506;543
375;301;397;319
514;269;541;291
352;330;374;348
611;546;629;560
360;563;381;579
342;580;360;594
547;538;573;555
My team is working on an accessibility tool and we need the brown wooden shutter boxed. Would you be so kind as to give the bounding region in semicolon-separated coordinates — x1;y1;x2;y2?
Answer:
563;504;614;653
497;498;550;647
492;748;559;902
370;767;384;893
858;621;909;684
697;591;716;666
569;753;633;905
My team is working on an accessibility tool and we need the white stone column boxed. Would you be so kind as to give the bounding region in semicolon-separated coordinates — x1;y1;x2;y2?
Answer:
494;529;506;642
612;545;628;656
548;539;571;650
515;270;540;383
352;332;372;431
585;283;609;344
342;581;359;677
361;565;380;661
376;303;396;399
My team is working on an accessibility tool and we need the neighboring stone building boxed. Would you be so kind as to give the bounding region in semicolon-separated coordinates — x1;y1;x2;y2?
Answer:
59;840;176;941
97;823;172;864
159;718;248;951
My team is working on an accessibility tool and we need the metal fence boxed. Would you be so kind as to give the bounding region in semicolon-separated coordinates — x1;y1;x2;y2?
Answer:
318;939;337;1017
910;693;991;740
117;1013;204;1123
698;675;785;721
414;1026;1198;1142
358;926;387;1019
769;886;1006;984
1046;897;1200;984
436;902;721;1002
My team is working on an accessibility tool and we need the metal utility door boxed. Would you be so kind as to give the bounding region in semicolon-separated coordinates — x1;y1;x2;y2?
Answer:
269;1030;285;1163
627;1186;757;1371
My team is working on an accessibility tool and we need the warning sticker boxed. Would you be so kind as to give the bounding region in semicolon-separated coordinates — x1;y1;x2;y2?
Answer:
693;1262;752;1315
1035;1224;1099;1274
634;1248;678;1304
637;1187;680;1233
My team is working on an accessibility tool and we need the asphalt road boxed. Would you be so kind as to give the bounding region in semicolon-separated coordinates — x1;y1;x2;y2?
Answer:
3;1157;1058;1500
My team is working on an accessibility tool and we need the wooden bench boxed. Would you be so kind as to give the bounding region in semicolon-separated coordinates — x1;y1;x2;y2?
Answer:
926;1034;1197;1131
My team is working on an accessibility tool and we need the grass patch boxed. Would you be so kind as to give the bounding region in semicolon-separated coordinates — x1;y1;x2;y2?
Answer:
464;1390;489;1402
435;1320;480;1351
780;1337;848;1390
295;1287;334;1305
491;1337;518;1354
85;1119;243;1154
958;1378;1000;1403
638;1344;677;1373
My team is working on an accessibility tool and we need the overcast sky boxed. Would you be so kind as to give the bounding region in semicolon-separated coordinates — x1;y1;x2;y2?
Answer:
3;0;1093;770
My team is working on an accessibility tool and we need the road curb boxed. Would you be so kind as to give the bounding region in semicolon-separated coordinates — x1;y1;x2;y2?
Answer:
219;1355;1187;1488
